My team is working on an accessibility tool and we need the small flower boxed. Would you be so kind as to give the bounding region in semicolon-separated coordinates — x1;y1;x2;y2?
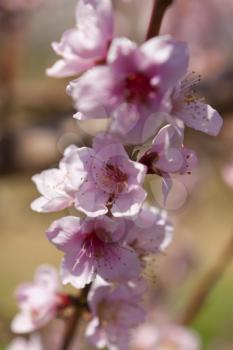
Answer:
31;145;89;213
169;72;223;136
139;124;197;202
68;35;188;144
71;134;147;217
6;334;43;350
46;215;140;289
47;0;113;78
124;205;173;257
11;266;60;333
131;323;201;350
86;278;146;350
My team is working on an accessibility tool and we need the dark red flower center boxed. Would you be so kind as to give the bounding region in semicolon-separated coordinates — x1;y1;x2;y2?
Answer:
125;72;155;103
101;162;128;194
139;151;160;174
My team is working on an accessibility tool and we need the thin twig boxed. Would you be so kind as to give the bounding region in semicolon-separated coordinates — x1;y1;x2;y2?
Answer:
146;0;173;39
178;231;233;326
61;286;90;350
61;307;81;350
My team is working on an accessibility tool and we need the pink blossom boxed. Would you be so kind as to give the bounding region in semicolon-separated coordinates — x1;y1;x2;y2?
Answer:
11;266;60;333
47;0;113;78
69;134;147;217
124;205;173;256
131;323;201;350
139;124;197;201
86;278;146;350
31;145;89;213
6;334;43;350
169;73;223;136
68;35;188;144
46;215;140;289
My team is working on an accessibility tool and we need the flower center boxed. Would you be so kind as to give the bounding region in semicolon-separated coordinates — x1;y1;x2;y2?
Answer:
81;229;114;260
125;72;155;103
101;162;128;194
139;151;160;174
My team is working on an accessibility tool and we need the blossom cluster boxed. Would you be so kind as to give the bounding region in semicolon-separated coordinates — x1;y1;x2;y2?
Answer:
9;0;223;349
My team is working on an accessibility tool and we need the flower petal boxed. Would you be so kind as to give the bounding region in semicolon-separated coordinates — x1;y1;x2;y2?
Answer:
112;187;147;217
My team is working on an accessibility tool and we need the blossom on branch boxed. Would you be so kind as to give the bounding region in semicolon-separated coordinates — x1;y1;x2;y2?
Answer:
31;145;89;213
139;124;197;201
68;35;188;144
11;266;60;333
47;0;114;78
86;278;146;350
70;134;147;217
124;205;173;257
46;215;140;288
168;73;223;135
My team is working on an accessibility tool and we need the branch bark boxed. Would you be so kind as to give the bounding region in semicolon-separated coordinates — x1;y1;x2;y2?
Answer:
146;0;173;39
60;286;90;350
178;231;233;325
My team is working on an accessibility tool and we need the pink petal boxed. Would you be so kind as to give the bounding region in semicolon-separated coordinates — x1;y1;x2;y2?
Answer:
176;101;223;136
141;35;189;91
96;245;140;282
68;66;116;119
112;187;147;217
46;58;93;78
75;182;108;217
30;196;72;213
162;175;173;205
60;252;96;289
46;216;82;253
86;317;107;349
11;313;37;334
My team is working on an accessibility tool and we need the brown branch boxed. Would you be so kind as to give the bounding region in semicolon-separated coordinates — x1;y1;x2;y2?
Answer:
178;231;233;326
146;0;173;39
60;286;90;350
61;308;81;350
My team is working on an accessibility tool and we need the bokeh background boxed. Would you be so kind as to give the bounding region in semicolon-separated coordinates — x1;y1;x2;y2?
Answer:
0;0;233;349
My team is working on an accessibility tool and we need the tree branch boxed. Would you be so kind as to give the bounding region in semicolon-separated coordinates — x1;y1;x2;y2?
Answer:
60;286;90;350
146;0;173;39
178;231;233;325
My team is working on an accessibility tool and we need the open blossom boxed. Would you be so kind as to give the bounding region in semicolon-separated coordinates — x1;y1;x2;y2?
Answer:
6;334;43;350
68;35;188;144
168;73;223;135
139;124;197;201
47;0;113;78
46;215;140;289
131;323;201;350
31;145;90;213
69;134;147;217
86;278;146;350
124;205;173;257
31;134;146;217
11;266;60;333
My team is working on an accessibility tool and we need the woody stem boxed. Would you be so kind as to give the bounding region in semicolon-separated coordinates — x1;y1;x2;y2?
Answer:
178;231;233;325
146;0;173;39
61;286;90;350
